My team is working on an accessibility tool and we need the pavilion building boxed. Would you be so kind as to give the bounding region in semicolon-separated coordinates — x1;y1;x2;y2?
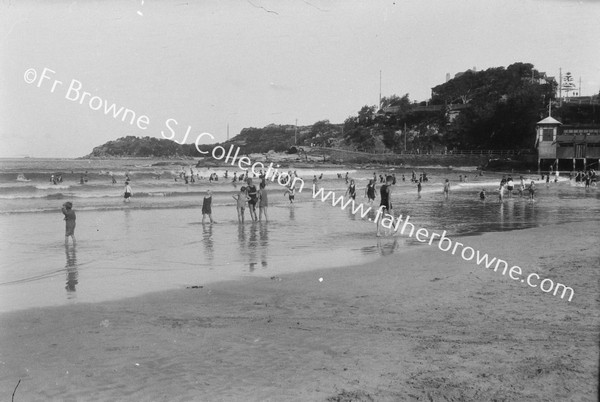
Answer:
535;116;600;172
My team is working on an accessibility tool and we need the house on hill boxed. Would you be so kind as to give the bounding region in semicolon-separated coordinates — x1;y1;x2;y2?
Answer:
535;115;600;171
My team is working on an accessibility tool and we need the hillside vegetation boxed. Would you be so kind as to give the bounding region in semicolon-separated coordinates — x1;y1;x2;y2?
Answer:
84;62;599;158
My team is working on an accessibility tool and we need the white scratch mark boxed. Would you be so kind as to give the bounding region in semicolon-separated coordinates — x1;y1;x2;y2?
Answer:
247;0;279;15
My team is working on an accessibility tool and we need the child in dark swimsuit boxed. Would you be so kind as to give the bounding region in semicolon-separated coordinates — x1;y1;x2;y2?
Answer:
376;176;393;237
202;190;214;223
345;179;356;200
62;202;76;245
365;179;376;204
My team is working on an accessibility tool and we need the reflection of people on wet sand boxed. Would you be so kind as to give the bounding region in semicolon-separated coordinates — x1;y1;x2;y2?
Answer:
201;222;214;263
64;244;78;294
377;237;399;256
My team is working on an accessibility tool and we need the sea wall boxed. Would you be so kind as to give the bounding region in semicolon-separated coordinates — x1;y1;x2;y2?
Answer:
321;148;537;168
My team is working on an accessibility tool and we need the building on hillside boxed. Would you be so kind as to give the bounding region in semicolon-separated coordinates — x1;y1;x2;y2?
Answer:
535;116;600;171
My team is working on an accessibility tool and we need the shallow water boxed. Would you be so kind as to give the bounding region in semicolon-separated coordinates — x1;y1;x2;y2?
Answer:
1;158;599;312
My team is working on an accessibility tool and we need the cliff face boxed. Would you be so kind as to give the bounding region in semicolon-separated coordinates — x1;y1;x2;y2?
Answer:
84;136;195;158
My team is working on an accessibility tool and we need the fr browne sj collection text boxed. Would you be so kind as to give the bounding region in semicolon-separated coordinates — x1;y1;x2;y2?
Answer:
24;67;215;147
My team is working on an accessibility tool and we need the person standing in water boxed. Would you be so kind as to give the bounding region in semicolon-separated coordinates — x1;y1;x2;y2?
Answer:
443;179;450;199
345;179;357;200
233;186;250;223
246;178;258;222
417;181;422;197
283;185;296;204
202;190;215;223
528;181;536;200
506;176;514;198
258;182;268;222
124;181;132;202
62;202;76;245
376;176;393;237
365;179;376;204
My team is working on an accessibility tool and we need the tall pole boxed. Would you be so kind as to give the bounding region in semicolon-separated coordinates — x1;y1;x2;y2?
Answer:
559;68;562;107
379;70;382;110
404;122;407;151
579;76;582;96
227;123;229;141
294;119;298;145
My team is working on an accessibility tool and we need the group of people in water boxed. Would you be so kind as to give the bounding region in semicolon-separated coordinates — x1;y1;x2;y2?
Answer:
480;175;536;202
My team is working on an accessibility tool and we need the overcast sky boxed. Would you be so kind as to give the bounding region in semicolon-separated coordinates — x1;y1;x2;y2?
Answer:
1;0;598;158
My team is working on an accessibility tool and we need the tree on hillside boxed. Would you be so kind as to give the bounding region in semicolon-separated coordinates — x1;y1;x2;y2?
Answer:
432;62;556;149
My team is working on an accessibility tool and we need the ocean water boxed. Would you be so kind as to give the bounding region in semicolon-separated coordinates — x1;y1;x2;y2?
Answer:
1;158;599;313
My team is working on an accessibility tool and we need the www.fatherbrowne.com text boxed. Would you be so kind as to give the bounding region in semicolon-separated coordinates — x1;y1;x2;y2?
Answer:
311;185;575;302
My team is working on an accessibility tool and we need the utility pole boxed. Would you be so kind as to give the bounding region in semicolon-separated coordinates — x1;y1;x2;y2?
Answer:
404;122;407;151
379;70;382;110
294;119;298;145
227;123;229;141
559;68;562;107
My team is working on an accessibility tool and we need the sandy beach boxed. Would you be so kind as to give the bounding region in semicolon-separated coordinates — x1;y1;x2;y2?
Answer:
1;220;597;401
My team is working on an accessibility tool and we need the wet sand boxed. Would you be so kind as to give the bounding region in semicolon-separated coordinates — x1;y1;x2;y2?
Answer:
1;221;598;401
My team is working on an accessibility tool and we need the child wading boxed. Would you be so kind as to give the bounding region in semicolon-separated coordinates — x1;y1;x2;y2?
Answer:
62;202;76;245
258;182;268;222
376;175;393;237
124;181;132;202
283;185;296;204
443;179;450;199
233;186;250;223
202;190;215;223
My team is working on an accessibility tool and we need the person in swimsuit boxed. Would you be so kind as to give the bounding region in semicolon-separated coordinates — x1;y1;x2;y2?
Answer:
283;185;296;204
479;189;486;200
443;179;450;199
233;186;250;223
258;182;268;222
376;176;393;237
528;181;536;200
345;179;357;200
506;177;514;198
365;179;376;204
62;201;76;245
202;190;214;223
417;181;422;197
246;179;258;222
124;181;132;202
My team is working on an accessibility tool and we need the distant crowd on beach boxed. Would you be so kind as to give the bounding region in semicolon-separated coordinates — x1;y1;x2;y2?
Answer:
58;162;598;244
